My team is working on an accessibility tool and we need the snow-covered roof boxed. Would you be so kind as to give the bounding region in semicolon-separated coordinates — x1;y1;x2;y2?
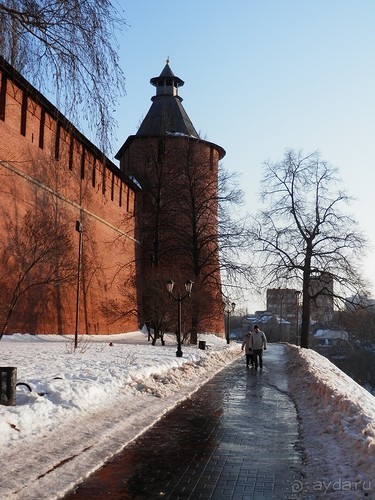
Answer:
314;329;349;340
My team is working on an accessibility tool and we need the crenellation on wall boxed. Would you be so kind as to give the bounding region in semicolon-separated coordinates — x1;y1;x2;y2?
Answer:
0;59;135;214
27;98;41;145
5;80;22;133
42;112;54;158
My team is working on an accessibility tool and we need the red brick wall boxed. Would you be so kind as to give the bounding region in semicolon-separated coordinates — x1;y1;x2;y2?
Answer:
0;62;139;335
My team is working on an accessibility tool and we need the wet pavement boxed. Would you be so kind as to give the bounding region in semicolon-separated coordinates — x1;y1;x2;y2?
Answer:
65;344;302;499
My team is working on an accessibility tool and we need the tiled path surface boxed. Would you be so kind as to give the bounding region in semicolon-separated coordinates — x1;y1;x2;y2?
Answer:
66;344;302;499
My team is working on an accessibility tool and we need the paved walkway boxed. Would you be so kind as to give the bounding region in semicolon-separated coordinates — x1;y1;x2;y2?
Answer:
65;344;302;499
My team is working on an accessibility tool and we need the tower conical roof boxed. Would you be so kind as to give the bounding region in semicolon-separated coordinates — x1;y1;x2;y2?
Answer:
150;60;184;87
136;59;199;138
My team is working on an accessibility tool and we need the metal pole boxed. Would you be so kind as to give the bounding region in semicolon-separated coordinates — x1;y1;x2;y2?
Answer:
226;310;230;344
279;295;283;342
74;221;83;350
166;279;192;358
296;303;299;346
176;295;183;357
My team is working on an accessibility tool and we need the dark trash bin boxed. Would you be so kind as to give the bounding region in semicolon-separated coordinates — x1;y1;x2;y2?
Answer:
0;367;17;406
198;340;206;350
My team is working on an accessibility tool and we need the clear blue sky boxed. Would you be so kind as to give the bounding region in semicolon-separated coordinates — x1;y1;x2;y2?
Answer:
111;0;375;312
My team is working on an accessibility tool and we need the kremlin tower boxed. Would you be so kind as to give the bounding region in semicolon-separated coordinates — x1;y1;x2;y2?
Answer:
116;60;226;339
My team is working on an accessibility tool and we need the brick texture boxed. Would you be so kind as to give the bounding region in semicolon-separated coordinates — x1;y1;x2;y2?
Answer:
0;60;138;335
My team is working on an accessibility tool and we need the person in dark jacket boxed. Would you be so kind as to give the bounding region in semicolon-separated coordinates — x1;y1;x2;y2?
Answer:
251;325;267;369
241;330;254;368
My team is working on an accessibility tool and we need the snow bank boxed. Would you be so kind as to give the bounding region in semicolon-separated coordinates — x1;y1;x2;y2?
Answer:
0;332;242;499
1;334;375;499
286;345;375;497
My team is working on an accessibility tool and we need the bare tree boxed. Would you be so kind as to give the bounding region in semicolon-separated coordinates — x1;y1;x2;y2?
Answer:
335;307;375;344
217;165;255;301
251;150;368;348
0;0;126;149
166;142;252;343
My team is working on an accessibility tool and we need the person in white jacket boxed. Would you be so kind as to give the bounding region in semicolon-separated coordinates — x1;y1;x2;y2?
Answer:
251;325;267;369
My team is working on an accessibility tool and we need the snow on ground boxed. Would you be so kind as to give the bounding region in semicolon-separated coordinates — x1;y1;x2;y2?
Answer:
0;332;374;499
0;331;241;499
286;345;375;498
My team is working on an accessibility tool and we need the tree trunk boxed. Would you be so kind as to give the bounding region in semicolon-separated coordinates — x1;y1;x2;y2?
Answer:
300;292;310;348
300;251;312;348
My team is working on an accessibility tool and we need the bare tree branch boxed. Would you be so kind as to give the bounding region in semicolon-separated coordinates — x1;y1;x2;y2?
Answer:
0;0;127;150
251;149;368;348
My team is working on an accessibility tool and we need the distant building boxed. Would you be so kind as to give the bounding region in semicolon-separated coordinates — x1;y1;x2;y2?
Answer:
266;289;299;342
309;272;334;323
345;295;375;312
312;329;353;359
314;329;349;341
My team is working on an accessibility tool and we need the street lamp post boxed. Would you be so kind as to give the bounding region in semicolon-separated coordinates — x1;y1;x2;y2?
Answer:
224;301;236;344
166;279;193;357
279;294;284;342
74;220;83;350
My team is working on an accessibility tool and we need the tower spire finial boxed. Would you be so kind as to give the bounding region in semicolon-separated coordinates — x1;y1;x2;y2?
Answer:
166;56;170;64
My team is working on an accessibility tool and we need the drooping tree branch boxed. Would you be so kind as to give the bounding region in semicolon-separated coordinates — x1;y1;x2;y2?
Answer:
0;0;127;150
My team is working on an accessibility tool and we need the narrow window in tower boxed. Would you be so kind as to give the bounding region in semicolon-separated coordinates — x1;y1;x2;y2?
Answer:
119;180;123;207
0;73;7;121
20;92;28;136
39;109;45;149
69;135;74;170
111;172;115;200
55;122;61;160
92;157;96;187
80;147;85;179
